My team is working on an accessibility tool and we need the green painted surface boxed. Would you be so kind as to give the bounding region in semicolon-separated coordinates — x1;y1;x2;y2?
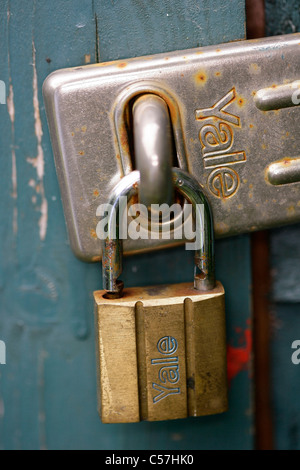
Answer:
0;0;252;449
265;0;300;37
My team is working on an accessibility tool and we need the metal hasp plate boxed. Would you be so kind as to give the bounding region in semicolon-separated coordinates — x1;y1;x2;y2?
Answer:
43;33;300;261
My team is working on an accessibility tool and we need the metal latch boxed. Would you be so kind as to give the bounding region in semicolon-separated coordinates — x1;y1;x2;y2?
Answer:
43;33;300;261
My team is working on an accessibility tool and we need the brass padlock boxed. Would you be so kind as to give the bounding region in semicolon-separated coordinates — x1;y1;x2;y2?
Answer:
94;168;228;423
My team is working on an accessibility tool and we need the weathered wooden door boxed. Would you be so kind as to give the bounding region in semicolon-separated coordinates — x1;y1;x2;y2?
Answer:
1;0;295;450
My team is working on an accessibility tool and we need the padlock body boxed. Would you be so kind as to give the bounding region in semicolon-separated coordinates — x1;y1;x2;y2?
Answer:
94;281;227;423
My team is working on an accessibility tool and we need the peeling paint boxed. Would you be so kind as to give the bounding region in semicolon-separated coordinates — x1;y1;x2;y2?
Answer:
7;83;15;124
7;7;18;235
27;41;48;241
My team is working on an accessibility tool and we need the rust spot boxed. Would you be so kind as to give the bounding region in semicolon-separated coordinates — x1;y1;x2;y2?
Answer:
98;281;224;302
165;57;169;61
118;62;127;68
196;51;204;55
90;229;97;239
251;91;256;96
116;153;120;160
93;190;99;197
237;97;245;107
71;132;75;136
215;71;221;77
119;124;130;154
249;63;260;73
249;124;254;129
78;150;85;156
215;221;230;234
180;73;184;77
157;95;178;125
286;131;290;137
131;193;139;205
81;125;87;132
287;205;295;216
271;84;277;88
216;48;221;52
167;100;178;123
95;61;109;67
194;70;207;85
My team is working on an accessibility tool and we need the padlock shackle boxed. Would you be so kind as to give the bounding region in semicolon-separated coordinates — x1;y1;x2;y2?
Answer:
172;169;215;292
133;94;174;208
102;171;139;296
102;168;215;295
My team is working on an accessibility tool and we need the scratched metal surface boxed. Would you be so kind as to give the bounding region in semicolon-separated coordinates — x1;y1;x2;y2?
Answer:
0;0;252;449
43;33;300;261
266;0;300;450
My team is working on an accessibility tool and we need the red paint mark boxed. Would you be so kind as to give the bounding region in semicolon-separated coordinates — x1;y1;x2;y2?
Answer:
227;327;252;385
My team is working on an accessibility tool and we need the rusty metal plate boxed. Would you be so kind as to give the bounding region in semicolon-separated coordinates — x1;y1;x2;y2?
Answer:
43;33;300;261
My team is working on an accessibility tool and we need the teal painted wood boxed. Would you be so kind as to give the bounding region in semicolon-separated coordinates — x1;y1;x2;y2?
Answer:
266;0;300;450
265;0;300;37
0;0;252;449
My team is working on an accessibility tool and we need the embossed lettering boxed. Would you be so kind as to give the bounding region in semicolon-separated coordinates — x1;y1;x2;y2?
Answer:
199;122;233;155
204;151;246;169
208;167;239;198
196;88;240;127
159;365;180;384
152;383;180;403
195;88;247;199
151;336;180;403
157;336;177;355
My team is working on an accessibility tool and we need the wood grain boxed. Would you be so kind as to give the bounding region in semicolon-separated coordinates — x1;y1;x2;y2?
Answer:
0;0;251;449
